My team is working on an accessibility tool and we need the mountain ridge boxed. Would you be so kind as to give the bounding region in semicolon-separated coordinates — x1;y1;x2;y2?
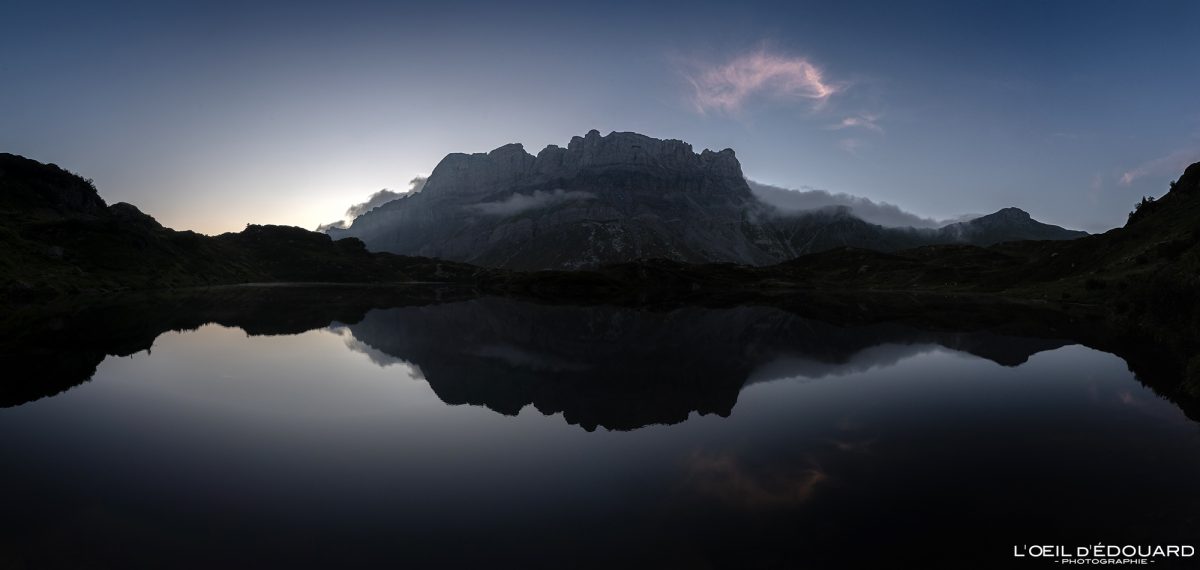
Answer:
328;130;1085;269
329;130;780;269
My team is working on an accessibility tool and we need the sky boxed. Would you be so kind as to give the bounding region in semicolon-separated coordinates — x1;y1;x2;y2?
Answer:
2;0;1199;234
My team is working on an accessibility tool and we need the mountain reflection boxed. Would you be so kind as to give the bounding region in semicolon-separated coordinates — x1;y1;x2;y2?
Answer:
2;287;1195;429
4;288;1200;569
327;299;1072;430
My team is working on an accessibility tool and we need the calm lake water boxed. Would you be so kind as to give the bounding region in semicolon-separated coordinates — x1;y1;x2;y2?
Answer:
1;297;1198;568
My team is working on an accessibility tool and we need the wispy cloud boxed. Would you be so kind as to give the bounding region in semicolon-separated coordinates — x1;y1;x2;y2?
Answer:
1119;148;1199;186
468;189;594;216
828;113;883;133
683;48;839;115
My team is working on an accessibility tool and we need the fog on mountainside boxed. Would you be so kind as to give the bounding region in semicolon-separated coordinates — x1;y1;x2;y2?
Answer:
746;180;958;228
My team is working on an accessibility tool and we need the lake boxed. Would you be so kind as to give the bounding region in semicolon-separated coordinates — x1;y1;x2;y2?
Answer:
1;295;1198;568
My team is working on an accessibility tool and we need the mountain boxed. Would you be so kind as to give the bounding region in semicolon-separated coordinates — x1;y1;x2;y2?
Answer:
495;159;1200;394
937;207;1085;245
328;130;1085;269
329;130;787;269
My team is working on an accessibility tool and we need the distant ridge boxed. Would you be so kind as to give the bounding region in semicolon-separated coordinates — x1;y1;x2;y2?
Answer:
938;207;1085;245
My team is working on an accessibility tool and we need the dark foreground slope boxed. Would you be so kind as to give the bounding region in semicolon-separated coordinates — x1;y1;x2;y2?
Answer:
0;153;497;299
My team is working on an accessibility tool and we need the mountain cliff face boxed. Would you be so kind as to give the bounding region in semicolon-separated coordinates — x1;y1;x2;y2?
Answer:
329;130;1085;269
330;130;788;269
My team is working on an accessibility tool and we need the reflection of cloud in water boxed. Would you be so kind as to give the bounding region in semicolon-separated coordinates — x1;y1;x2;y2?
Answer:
327;324;425;380
829;438;876;454
684;451;828;509
1115;388;1191;425
747;343;941;385
472;344;589;372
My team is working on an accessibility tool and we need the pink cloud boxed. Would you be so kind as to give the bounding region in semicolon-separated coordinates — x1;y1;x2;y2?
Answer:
685;49;839;115
1119;147;1199;186
683;451;828;509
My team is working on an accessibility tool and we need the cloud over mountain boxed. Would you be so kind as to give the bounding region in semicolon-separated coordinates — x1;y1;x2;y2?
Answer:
747;180;944;228
318;176;427;232
468;189;594;216
1120;148;1198;186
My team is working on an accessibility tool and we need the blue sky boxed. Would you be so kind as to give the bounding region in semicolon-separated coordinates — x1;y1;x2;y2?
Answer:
3;0;1198;234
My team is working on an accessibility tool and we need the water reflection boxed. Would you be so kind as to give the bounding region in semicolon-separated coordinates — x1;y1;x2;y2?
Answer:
331;299;1074;430
2;292;1096;429
1;290;1199;568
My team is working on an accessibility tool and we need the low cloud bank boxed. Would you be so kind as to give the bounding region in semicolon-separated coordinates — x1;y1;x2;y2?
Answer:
747;180;946;228
469;189;594;216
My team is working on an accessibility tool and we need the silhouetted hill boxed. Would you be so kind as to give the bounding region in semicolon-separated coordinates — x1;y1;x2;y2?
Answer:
0;154;107;215
0;153;496;298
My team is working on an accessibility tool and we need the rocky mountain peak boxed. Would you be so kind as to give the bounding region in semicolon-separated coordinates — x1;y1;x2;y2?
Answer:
562;130;701;171
487;142;530;161
991;207;1032;221
938;206;1084;245
415;130;746;201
